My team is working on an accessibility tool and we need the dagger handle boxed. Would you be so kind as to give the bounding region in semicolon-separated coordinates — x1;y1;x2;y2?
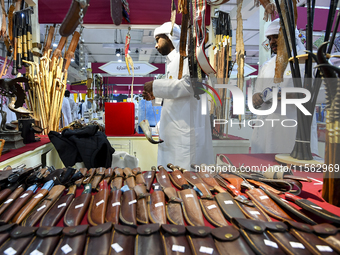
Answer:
285;193;301;202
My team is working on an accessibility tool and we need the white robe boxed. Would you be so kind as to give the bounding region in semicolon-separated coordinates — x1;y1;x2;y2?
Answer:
153;49;214;170
67;97;77;121
61;97;72;127
251;55;318;154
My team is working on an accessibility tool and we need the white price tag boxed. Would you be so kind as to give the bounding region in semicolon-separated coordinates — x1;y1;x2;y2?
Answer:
129;200;137;205
199;246;214;254
185;194;194;198
259;195;269;200
264;239;278;248
147;175;152;178
229;185;236;189
37;205;46;212
162;175;166;179
20;193;28;198
176;175;182;179
75;203;84;209
112;202;121;207
172;244;185;253
34;193;43;199
250;211;260;215
155;202;164;207
207;204;217;210
61;244;72;254
30;250;43;255
290;242;305;249
96;200;105;206
316;245;333;252
311;205;323;210
224;200;234;205
205;174;210;178
4;199;13;204
111;243;123;253
192;176;197;179
58;203;67;208
4;247;16;255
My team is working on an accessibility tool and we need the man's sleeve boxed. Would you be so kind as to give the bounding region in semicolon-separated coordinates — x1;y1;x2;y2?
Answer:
153;75;193;99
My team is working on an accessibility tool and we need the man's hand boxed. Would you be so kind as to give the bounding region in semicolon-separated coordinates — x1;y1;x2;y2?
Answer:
143;81;155;101
252;93;264;108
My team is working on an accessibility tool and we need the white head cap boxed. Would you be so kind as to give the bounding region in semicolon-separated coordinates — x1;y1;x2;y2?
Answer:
154;22;181;49
265;18;280;37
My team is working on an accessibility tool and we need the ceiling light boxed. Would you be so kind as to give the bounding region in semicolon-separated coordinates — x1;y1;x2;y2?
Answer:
139;90;141;93
116;49;121;57
118;59;122;62
114;90;117;93
128;48;131;53
71;59;75;62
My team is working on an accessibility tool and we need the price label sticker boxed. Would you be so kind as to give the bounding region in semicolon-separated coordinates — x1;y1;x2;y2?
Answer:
129;200;137;205
4;199;13;204
185;194;194;198
264;239;278;248
224;200;234;205
4;247;16;255
75;203;84;209
199;246;214;254
37;205;46;212
290;242;305;249
112;202;121;207
250;211;260;215
111;243;123;253
259;195;269;200
96;200;105;207
30;250;43;255
176;175;182;179
147;175;152;178
172;245;185;253
205;174;210;178
316;245;333;252
61;244;72;254
58;203;67;208
192;176;197;179
34;193;43;199
229;185;236;189
162;175;166;179
155;202;164;207
207;204;217;210
20;193;28;198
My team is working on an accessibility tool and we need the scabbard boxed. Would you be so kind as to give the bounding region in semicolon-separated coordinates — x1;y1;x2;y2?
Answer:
23;185;65;227
186;226;220;255
246;188;293;221
0;224;17;246
211;226;255;255
111;168;124;190
91;167;106;190
0;184;25;215
215;192;247;221
88;180;109;226
22;227;63;255
124;167;136;189
163;187;185;225
219;173;244;191
237;201;271;221
161;224;192;255
131;167;145;185
0;186;36;224
64;184;92;227
178;189;205;226
285;221;338;255
53;225;89;255
105;189;122;224
182;170;204;186
134;184;150;224
40;185;77;227
0;226;37;255
75;168;87;187
195;183;228;227
143;168;156;191
85;223;112;255
59;0;90;36
13;180;54;224
156;167;172;189
247;179;283;195
265;221;316;255
119;189;137;226
135;224;164;255
313;223;340;253
231;218;286;255
103;167;114;184
109;224;137;255
263;189;317;225
0;184;18;204
169;170;189;189
196;171;217;190
148;190;167;224
83;168;96;185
